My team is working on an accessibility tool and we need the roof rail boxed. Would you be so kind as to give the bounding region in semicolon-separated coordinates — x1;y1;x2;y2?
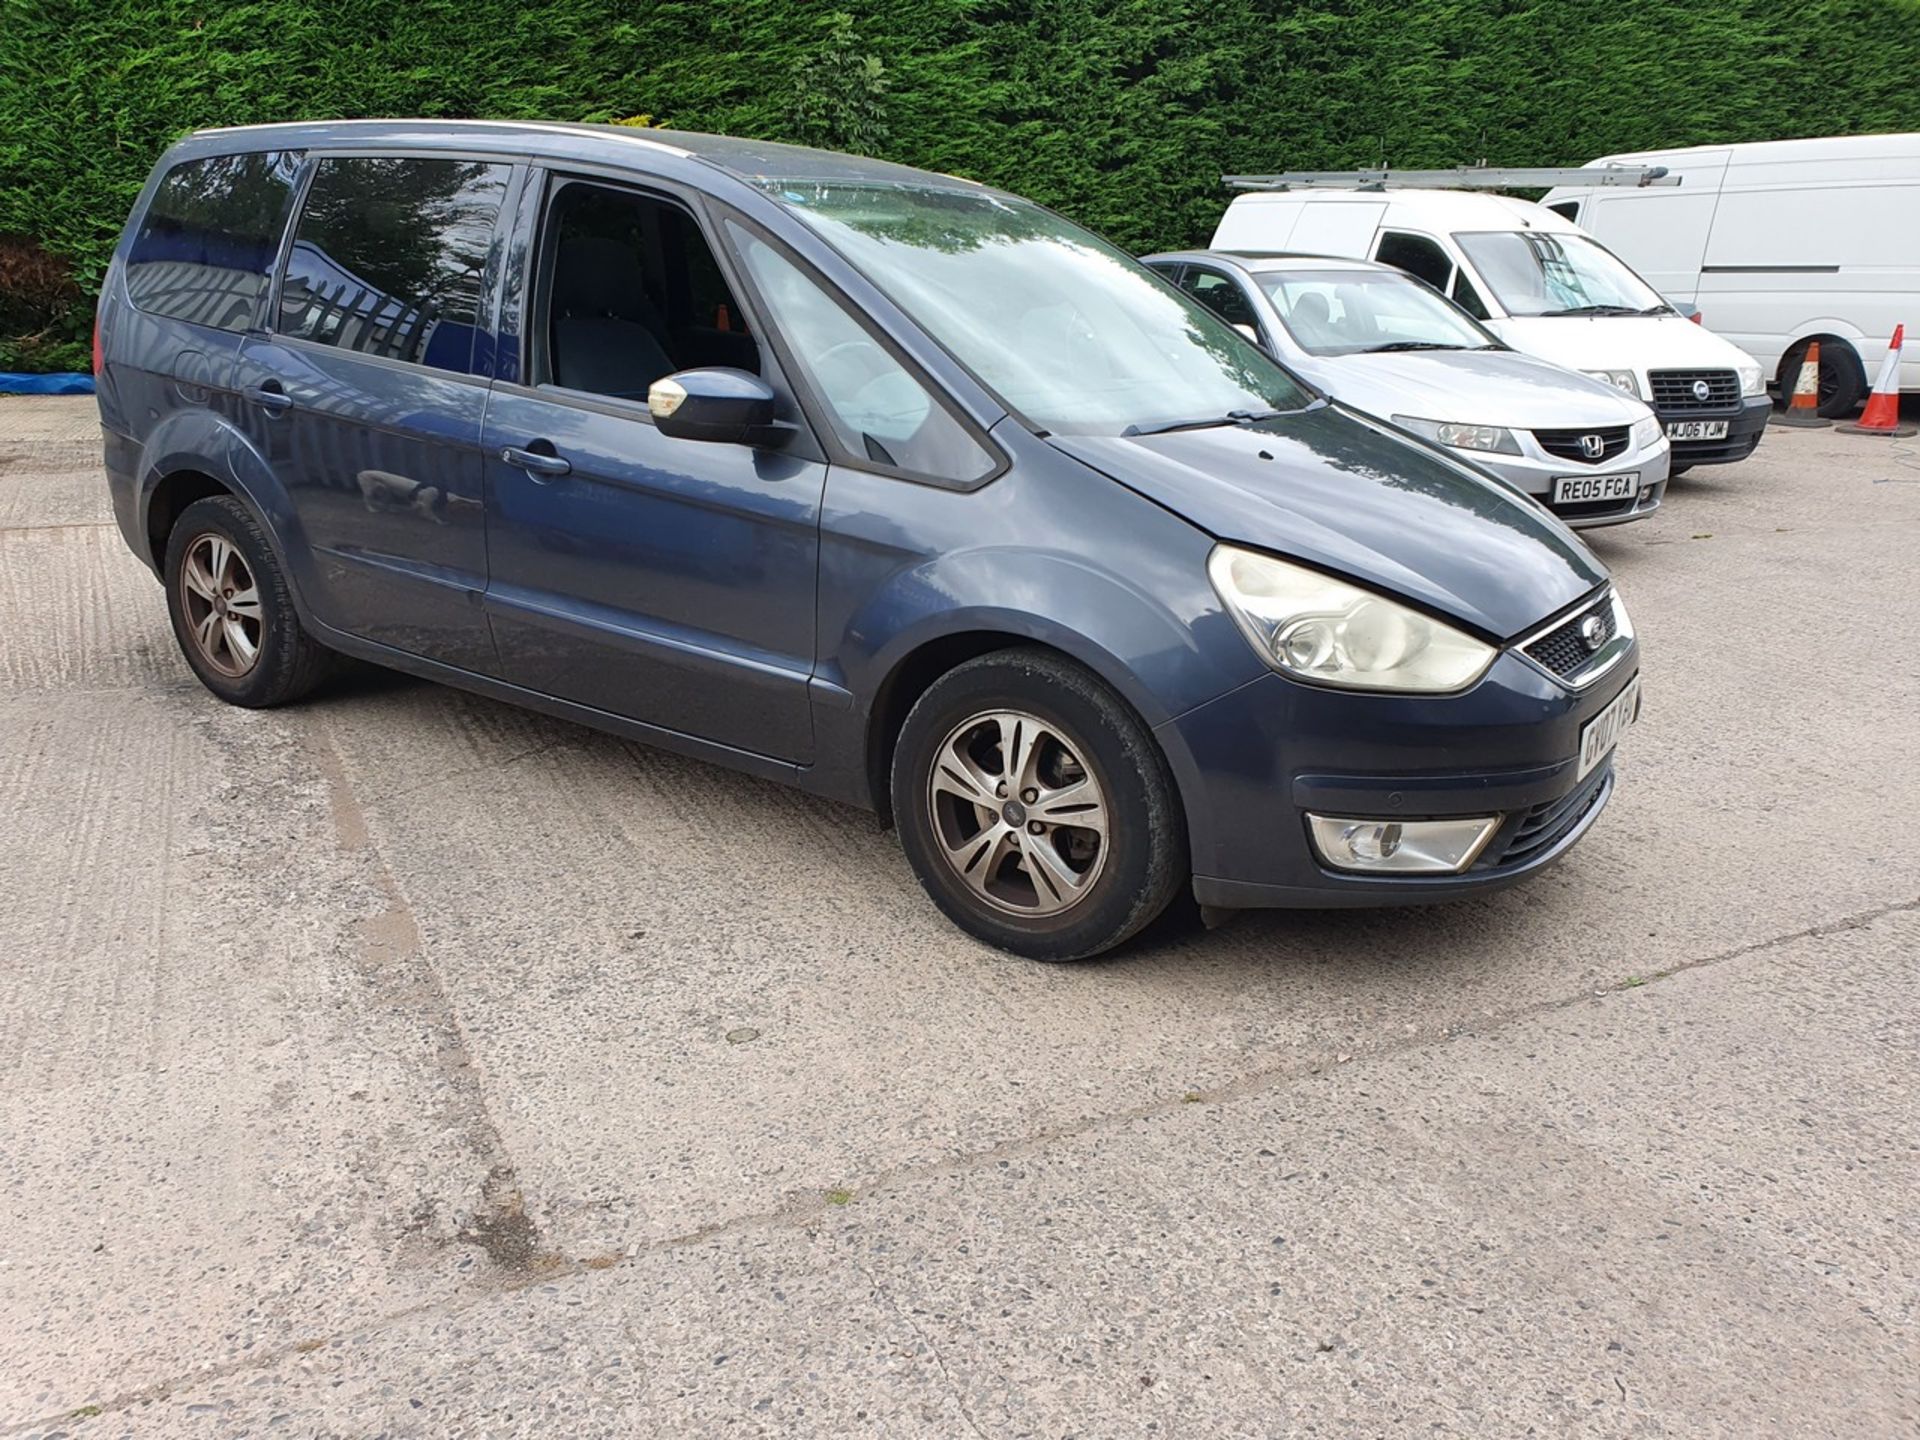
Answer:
1222;164;1673;193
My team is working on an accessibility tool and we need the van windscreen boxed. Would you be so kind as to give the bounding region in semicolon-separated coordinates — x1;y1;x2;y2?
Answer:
1455;231;1664;318
764;182;1311;437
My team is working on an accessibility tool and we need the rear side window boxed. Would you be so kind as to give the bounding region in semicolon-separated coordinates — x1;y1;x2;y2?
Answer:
126;151;302;332
1374;231;1453;292
278;156;510;375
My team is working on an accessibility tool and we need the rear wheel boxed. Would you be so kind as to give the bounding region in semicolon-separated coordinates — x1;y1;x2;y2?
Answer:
1776;338;1866;418
891;648;1186;961
164;495;334;707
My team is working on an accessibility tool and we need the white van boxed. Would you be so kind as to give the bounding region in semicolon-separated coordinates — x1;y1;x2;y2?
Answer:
1212;187;1771;470
1542;134;1920;416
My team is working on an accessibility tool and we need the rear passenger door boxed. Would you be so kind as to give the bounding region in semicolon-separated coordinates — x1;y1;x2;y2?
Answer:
478;172;827;763
234;152;517;673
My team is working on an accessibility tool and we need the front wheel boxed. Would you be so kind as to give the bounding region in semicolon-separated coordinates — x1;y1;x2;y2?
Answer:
891;648;1187;961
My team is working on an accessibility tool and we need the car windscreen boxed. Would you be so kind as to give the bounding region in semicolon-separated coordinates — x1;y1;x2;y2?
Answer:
1454;230;1663;317
761;182;1312;436
1252;270;1499;357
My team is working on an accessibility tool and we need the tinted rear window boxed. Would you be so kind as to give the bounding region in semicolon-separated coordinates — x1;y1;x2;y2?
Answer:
126;151;302;332
278;156;510;374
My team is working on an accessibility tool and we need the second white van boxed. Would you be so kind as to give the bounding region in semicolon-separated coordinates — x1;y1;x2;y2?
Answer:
1212;187;1771;471
1543;133;1920;417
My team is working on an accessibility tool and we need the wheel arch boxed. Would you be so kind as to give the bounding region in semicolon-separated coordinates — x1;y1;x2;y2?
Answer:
145;469;235;568
1774;327;1866;388
134;409;318;622
826;538;1255;829
864;629;1093;827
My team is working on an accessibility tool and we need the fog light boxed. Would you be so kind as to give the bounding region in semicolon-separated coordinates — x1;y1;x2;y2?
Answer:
1307;814;1500;874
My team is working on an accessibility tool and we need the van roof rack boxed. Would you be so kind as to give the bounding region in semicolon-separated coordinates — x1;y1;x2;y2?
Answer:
1222;164;1674;193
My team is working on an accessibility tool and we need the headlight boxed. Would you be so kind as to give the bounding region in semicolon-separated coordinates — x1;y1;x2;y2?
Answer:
1737;362;1765;397
1207;545;1497;693
1631;413;1662;449
1391;416;1522;455
1582;369;1641;398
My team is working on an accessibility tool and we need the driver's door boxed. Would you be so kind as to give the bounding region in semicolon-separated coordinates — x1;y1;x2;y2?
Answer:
479;171;826;762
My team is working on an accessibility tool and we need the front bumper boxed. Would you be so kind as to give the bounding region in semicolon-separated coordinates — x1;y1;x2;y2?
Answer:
1463;435;1670;530
1663;394;1770;466
1156;629;1640;910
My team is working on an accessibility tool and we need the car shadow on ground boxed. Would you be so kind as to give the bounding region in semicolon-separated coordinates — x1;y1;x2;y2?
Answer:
302;659;1592;978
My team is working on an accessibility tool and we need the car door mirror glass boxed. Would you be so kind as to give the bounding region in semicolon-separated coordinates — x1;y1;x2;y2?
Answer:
648;367;789;447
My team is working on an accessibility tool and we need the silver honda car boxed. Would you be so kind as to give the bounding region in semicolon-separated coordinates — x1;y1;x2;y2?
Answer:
1144;251;1671;529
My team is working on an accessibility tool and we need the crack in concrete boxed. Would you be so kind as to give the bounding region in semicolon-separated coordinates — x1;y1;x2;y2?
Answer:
852;1258;992;1440
10;890;1915;1434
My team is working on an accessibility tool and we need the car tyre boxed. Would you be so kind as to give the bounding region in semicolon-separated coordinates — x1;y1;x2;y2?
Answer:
163;495;335;707
1776;337;1866;418
891;647;1186;961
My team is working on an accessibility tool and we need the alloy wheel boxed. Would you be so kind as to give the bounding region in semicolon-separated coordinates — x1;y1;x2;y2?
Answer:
178;532;263;678
926;709;1110;917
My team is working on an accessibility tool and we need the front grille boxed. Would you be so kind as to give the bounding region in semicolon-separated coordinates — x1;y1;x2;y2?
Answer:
1480;762;1612;869
1669;427;1765;464
1534;426;1631;464
1524;594;1617;680
1648;369;1739;413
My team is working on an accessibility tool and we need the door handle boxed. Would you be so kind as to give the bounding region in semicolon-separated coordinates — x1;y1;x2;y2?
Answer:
242;382;292;416
500;444;572;481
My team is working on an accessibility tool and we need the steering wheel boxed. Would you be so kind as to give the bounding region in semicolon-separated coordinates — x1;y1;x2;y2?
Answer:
812;337;889;387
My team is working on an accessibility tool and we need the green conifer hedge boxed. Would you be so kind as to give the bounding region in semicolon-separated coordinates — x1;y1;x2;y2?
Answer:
4;0;1916;370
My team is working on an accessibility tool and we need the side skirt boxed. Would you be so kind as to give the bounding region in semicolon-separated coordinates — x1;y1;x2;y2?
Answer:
301;614;864;802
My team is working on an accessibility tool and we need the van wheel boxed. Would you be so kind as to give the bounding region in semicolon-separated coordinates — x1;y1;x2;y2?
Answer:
891;648;1186;961
1776;338;1866;418
163;495;334;707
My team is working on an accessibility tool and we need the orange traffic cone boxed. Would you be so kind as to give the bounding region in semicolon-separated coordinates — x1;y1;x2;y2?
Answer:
1777;339;1832;428
1838;326;1917;437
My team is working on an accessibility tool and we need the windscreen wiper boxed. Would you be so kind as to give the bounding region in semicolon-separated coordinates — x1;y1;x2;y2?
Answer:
1542;304;1639;317
1362;341;1464;352
1637;303;1676;316
1123;408;1285;438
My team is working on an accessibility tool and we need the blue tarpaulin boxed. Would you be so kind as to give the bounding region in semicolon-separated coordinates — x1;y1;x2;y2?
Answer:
1;372;94;395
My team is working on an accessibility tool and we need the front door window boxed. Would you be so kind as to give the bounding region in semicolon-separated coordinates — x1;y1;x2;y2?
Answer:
534;181;760;401
1373;230;1454;293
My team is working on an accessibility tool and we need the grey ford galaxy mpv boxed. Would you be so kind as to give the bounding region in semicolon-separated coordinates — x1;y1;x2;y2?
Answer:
95;120;1641;960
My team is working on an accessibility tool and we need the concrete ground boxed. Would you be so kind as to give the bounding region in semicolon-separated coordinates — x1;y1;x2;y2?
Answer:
1;393;1915;1438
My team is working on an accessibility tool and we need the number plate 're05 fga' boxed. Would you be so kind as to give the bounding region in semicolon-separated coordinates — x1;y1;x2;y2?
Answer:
1553;472;1638;505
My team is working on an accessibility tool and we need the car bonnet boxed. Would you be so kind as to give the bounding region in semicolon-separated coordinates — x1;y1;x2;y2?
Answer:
1312;349;1653;430
1050;403;1606;640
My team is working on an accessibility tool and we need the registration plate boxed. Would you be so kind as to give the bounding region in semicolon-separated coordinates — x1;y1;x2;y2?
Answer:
1578;674;1641;781
1553;472;1639;505
1666;419;1729;440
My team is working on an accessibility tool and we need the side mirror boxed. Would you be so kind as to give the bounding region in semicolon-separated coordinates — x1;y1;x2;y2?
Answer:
648;367;793;447
1233;322;1259;344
